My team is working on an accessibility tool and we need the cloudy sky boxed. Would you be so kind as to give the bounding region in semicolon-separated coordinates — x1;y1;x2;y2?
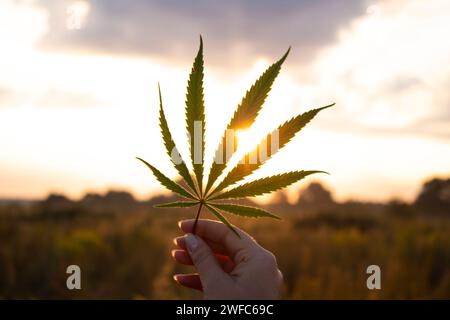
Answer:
0;0;449;202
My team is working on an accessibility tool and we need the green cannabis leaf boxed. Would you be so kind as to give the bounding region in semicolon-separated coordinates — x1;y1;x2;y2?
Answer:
204;47;290;195
137;36;333;237
185;37;205;194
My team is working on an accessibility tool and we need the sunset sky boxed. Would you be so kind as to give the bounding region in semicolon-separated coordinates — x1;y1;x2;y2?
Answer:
0;0;449;202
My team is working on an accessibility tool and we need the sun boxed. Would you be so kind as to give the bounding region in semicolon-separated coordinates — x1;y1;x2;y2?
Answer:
235;129;261;156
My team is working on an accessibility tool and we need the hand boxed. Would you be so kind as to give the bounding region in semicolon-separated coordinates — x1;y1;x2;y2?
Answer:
172;219;283;299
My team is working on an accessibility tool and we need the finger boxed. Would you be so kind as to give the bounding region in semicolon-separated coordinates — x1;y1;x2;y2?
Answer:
179;219;258;259
172;249;193;265
174;236;227;255
172;249;236;272
173;274;203;291
184;233;229;285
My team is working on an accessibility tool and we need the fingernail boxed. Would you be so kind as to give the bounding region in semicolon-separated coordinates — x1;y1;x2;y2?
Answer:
185;233;198;252
178;221;183;228
173;274;180;282
174;236;184;247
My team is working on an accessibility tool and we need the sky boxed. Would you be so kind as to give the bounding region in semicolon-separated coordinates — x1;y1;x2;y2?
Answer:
0;0;449;203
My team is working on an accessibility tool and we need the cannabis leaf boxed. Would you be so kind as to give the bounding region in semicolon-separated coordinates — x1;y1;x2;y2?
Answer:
210;104;334;195
185;36;205;195
158;83;198;195
154;201;199;208
204;47;290;195
210;171;327;200
137;37;333;236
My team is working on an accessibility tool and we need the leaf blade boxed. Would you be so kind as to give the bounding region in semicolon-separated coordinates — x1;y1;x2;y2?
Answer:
205;48;291;194
136;157;197;200
212;104;334;194
205;204;240;238
212;203;280;219
185;36;205;194
158;84;197;194
210;170;326;200
154;201;199;208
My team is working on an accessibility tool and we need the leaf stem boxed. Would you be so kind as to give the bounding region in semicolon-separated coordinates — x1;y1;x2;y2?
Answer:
192;201;204;235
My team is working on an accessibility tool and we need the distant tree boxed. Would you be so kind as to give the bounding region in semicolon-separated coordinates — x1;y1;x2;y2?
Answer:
297;182;334;206
42;193;73;206
76;190;139;214
39;193;78;218
387;199;416;218
147;194;178;206
415;178;450;215
104;191;136;204
81;193;103;205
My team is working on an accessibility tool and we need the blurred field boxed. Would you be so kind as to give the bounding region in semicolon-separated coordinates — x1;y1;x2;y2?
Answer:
0;179;449;299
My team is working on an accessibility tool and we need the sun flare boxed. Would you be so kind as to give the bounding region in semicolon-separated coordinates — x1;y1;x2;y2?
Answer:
235;129;261;156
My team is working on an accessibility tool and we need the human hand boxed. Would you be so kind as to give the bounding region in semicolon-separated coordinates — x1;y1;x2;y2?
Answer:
172;219;283;299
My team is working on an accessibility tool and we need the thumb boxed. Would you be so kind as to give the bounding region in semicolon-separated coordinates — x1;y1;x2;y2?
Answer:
185;233;228;285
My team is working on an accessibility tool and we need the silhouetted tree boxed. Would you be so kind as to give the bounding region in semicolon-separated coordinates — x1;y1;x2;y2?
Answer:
81;193;104;205
297;182;333;206
104;191;136;204
387;199;416;218
415;178;450;215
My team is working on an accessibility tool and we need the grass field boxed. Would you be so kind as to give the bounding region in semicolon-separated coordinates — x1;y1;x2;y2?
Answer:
1;182;448;299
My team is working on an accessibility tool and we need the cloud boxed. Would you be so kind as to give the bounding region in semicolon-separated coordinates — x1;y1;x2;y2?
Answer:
0;87;105;108
38;89;106;108
307;0;450;140
36;0;369;67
